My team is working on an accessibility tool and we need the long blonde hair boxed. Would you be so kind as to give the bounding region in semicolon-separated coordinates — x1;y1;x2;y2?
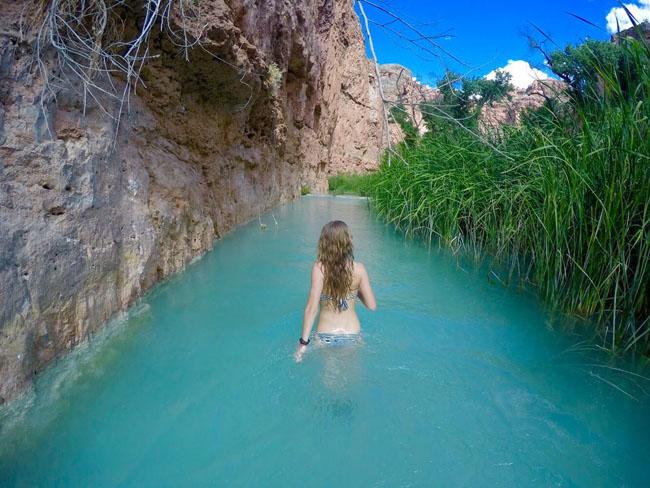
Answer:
318;221;354;310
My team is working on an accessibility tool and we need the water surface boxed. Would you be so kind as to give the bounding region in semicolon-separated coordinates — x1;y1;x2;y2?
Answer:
1;196;649;486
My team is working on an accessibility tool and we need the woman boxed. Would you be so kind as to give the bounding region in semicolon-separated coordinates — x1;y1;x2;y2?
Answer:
294;220;376;362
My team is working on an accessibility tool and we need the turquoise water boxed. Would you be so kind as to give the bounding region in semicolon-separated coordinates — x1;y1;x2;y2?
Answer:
1;196;649;486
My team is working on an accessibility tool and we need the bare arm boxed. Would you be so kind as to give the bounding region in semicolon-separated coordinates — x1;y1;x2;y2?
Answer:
357;263;377;311
295;263;323;361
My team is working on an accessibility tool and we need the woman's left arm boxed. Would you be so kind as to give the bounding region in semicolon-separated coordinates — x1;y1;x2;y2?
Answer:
295;263;323;362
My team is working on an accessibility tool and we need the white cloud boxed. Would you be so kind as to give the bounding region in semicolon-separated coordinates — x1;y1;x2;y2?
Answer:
485;60;551;90
606;0;650;34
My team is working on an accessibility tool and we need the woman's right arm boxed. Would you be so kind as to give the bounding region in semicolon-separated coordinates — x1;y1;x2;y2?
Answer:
294;263;323;362
357;263;376;311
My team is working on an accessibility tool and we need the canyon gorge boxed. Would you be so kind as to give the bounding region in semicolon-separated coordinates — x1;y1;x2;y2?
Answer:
0;0;387;402
0;0;567;403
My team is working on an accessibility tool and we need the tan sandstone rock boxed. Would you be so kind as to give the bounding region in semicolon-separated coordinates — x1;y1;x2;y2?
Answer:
0;0;384;402
479;79;567;130
379;63;438;137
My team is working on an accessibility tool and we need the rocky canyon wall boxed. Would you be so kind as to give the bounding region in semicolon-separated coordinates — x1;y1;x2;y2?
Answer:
378;63;439;142
377;63;567;136
0;0;384;402
478;79;567;130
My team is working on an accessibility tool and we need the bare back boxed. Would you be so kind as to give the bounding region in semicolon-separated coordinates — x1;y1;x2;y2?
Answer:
316;261;375;334
296;232;377;361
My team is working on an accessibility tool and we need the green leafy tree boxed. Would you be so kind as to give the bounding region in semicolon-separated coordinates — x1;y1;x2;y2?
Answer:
389;104;419;146
464;70;513;105
421;69;513;133
420;70;464;134
548;39;640;100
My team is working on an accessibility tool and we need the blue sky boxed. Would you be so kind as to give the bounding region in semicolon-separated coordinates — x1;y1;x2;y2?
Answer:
357;0;649;86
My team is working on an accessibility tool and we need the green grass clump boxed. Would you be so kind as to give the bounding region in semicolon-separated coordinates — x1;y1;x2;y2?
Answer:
301;185;311;196
366;35;650;353
328;173;374;195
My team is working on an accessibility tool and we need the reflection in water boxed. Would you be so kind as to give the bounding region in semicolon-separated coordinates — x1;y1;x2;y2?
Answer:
318;339;362;391
316;340;363;422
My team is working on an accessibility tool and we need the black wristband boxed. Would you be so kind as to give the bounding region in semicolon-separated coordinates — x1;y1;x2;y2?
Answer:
299;337;310;346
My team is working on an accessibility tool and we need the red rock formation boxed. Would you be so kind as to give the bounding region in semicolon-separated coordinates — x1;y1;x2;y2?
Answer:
377;64;439;142
0;0;384;402
375;63;567;135
612;20;650;44
479;79;567;131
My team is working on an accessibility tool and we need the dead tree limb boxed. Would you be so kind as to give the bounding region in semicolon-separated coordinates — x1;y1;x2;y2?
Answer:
357;0;392;165
360;0;468;67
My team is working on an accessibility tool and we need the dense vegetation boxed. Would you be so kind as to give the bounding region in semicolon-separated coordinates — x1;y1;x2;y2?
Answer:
328;173;373;195
421;69;513;126
366;33;650;353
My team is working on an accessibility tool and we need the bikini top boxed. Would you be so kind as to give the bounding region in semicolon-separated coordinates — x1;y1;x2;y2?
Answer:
320;289;358;311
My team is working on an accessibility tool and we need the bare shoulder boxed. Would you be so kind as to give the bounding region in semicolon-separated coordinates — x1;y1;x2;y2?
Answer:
313;261;324;275
353;261;368;277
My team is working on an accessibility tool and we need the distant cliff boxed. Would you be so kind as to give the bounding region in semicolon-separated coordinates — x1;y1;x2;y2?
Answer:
0;0;384;402
377;64;438;141
376;64;567;135
478;79;567;130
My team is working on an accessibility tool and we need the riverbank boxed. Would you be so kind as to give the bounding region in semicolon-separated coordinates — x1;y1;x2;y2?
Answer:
343;34;650;354
327;174;373;196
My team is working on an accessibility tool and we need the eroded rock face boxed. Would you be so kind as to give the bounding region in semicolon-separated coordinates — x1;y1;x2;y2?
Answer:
613;20;650;44
379;63;438;138
376;62;567;135
0;0;383;402
479;79;567;130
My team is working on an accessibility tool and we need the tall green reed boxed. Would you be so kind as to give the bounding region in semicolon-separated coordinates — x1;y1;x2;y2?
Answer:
367;36;650;354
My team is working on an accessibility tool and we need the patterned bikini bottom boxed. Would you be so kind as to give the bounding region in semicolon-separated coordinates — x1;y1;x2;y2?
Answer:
316;332;362;347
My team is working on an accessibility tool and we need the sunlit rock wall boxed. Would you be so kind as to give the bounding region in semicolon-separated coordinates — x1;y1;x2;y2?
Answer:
0;0;383;402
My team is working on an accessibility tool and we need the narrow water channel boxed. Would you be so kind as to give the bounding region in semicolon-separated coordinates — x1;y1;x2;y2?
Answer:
1;196;648;486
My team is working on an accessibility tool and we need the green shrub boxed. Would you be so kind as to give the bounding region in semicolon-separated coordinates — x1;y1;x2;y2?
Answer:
328;173;374;195
389;105;419;146
420;69;513;132
267;63;283;97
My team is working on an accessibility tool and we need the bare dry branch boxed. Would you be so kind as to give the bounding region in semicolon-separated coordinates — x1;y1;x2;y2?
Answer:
359;0;468;67
357;0;393;165
32;0;260;145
